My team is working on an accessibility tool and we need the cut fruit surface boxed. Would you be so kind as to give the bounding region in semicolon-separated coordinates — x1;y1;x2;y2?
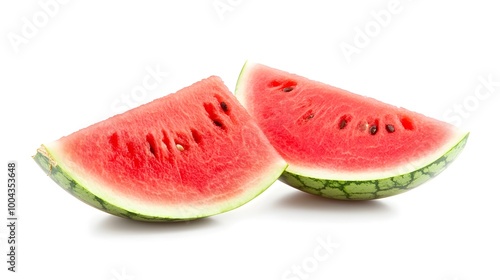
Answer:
235;62;468;200
34;76;287;221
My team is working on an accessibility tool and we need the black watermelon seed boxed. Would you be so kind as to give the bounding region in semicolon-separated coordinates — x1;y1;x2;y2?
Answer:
386;124;395;133
283;87;294;92
339;119;347;129
213;120;223;127
220;102;228;112
369;125;378;135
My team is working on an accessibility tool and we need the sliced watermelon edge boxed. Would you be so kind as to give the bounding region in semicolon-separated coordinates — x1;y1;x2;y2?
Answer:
235;61;470;200
34;144;287;221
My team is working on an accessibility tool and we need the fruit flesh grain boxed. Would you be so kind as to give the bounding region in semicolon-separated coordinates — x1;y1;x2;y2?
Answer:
34;76;287;220
235;62;469;200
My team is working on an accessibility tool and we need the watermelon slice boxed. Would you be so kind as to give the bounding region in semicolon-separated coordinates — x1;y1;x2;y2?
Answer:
33;76;287;221
235;62;469;200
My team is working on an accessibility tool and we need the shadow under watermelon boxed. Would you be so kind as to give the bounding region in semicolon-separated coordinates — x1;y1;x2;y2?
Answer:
93;215;219;236
274;189;397;222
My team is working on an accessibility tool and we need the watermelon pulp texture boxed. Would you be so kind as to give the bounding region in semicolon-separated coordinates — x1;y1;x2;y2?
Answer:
34;76;287;221
235;62;468;200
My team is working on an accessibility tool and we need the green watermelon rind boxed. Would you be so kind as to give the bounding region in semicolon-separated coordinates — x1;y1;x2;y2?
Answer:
279;132;469;200
33;145;286;222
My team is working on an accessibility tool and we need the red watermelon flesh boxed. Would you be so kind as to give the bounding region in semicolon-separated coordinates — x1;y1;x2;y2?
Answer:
235;62;468;199
34;76;287;220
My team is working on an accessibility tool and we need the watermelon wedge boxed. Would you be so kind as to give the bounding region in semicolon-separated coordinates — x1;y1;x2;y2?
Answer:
235;62;469;200
34;76;287;221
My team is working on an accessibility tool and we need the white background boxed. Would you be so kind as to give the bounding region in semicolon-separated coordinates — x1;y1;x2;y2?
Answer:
1;1;499;279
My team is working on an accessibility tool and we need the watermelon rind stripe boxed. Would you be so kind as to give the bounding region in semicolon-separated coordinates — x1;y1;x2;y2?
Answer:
279;132;469;200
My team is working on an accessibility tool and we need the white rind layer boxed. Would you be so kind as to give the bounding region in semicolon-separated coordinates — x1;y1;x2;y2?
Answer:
284;130;468;181
43;141;287;220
